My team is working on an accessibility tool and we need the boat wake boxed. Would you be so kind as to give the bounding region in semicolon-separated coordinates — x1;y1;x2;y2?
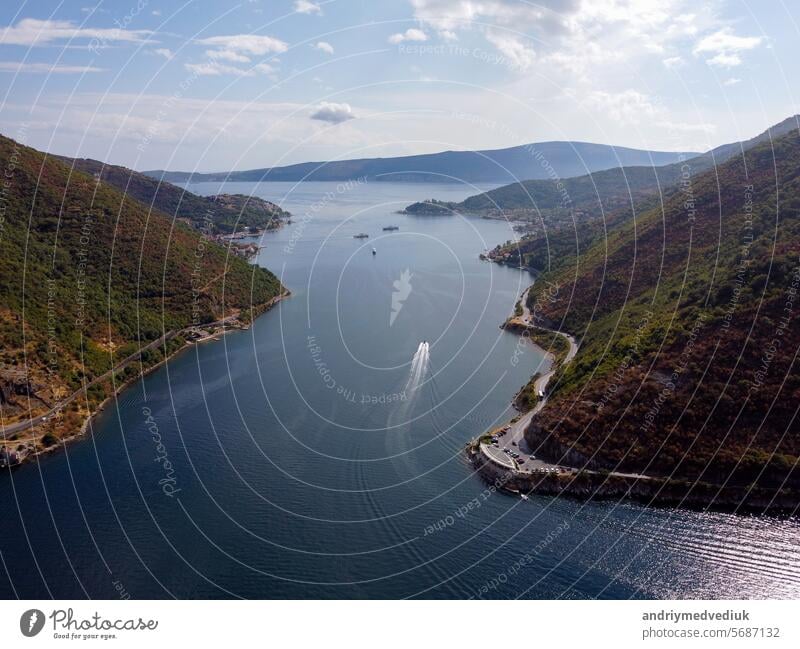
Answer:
405;341;430;394
384;341;432;447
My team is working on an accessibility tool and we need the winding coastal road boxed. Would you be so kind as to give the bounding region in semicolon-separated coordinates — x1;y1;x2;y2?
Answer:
518;286;579;410
507;289;578;456
2;330;180;436
479;286;579;472
478;286;654;482
2;288;291;444
1;312;246;437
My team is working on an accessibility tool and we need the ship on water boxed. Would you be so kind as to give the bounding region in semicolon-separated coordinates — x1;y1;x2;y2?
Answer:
382;225;399;231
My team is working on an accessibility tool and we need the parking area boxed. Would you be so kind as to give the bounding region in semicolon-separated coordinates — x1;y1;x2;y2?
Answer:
480;425;564;475
480;442;516;469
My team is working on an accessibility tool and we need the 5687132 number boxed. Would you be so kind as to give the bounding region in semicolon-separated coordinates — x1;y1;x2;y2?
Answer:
729;627;780;638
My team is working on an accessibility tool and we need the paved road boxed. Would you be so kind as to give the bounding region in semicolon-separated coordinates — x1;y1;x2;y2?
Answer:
479;286;655;482
1;330;180;435
518;285;579;364
514;286;580;446
482;442;516;470
479;286;581;473
0;309;249;437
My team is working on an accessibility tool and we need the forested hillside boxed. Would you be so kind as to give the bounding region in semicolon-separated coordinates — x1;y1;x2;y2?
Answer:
524;128;800;492
0;134;284;455
59;156;289;235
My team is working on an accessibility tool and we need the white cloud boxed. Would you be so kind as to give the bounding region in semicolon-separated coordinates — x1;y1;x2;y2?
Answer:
9;92;387;172
404;0;754;84
538;1;711;78
0;17;150;47
153;48;174;60
252;63;276;75
706;52;741;68
693;27;761;67
388;28;428;44
485;30;536;70
662;56;684;69
723;77;741;86
206;49;251;63
314;41;334;54
585;89;658;124
694;28;761;55
184;61;275;77
310;102;356;124
196;34;288;56
0;61;104;74
439;29;458;41
185;62;246;77
190;34;286;76
584;89;714;135
294;0;322;14
408;0;575;31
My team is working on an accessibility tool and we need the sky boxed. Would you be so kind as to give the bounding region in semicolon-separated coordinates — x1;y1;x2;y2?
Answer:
0;0;798;172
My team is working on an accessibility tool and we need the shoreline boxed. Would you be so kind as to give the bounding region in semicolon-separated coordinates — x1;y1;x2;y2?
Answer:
467;444;799;516
2;290;291;469
469;285;798;516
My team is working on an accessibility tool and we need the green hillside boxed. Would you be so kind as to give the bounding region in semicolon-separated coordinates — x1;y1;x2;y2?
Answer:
523;127;800;492
0;134;284;452
58;156;289;235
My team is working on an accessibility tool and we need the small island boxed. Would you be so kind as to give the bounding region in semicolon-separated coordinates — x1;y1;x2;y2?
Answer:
401;199;457;215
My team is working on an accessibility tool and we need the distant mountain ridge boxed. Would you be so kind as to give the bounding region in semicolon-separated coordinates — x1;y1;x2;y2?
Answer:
406;115;800;217
404;116;800;279
143;141;698;185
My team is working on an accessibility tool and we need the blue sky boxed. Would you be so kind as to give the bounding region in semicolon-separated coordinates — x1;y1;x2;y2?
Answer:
0;0;797;171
